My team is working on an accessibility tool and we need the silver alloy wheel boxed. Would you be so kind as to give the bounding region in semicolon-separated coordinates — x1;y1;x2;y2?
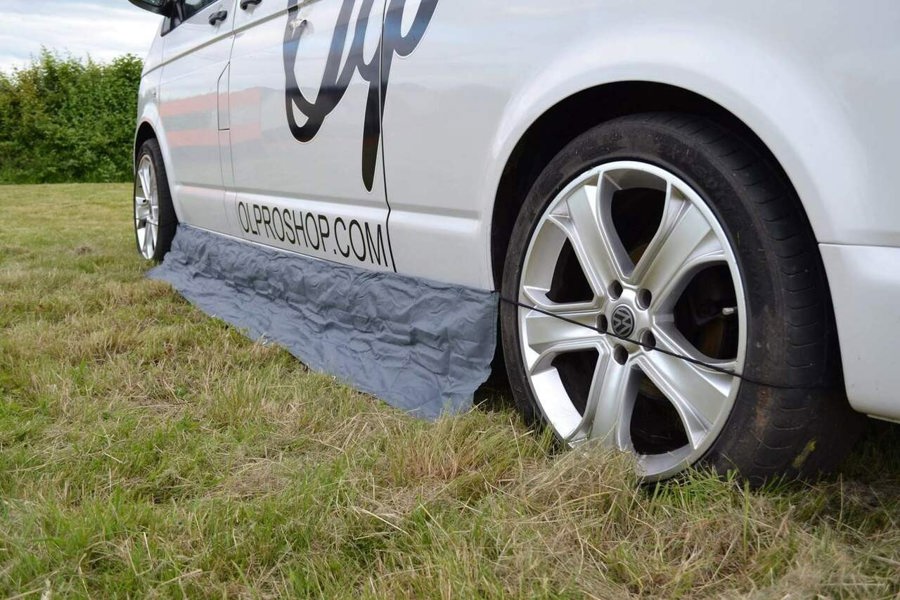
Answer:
518;160;747;480
134;154;159;260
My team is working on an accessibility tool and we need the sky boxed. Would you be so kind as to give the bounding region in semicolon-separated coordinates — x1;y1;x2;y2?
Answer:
0;0;162;73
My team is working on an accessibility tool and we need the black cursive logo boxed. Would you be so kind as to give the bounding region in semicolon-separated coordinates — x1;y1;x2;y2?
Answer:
283;0;438;192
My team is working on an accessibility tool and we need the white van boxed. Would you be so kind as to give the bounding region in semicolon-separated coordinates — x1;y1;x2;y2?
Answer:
128;0;900;481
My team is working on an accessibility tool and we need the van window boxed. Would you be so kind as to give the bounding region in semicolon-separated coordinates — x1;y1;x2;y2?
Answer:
163;0;219;34
182;0;219;21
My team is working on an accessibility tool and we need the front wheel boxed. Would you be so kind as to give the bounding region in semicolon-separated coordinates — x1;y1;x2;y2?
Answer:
500;113;862;482
134;138;176;262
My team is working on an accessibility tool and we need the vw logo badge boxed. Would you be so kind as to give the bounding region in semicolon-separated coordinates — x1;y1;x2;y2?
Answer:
611;305;635;338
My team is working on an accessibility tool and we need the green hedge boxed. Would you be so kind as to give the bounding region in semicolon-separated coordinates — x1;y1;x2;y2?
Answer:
0;50;142;184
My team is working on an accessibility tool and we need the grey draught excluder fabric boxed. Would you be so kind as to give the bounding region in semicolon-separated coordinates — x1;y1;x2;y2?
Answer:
149;226;498;419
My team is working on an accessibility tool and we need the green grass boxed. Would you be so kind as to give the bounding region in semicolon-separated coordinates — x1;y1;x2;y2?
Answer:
1;183;899;599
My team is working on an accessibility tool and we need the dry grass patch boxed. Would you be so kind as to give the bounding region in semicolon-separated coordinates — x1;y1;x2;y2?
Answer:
1;184;899;599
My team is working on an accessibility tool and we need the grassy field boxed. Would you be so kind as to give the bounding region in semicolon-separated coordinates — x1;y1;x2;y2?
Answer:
1;183;899;599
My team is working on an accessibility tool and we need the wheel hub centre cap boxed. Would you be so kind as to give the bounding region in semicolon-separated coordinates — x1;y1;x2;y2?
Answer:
610;305;636;338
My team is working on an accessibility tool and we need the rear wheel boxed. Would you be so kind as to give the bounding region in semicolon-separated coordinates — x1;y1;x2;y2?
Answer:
134;138;176;262
500;113;862;482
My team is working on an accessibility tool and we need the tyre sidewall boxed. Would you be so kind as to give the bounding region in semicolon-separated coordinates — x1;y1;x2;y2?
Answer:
134;139;177;262
501;114;831;479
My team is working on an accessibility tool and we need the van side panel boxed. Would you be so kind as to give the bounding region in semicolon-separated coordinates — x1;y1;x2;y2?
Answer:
382;0;900;288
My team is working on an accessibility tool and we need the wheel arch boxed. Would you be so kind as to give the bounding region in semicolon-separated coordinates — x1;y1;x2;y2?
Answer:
491;82;798;289
134;121;157;168
489;80;854;408
133;116;182;223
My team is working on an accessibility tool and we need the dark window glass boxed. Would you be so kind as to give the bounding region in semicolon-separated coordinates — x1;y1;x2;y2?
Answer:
182;0;218;21
163;0;219;34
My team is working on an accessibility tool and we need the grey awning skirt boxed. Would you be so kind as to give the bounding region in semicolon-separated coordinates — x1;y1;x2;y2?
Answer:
149;225;498;420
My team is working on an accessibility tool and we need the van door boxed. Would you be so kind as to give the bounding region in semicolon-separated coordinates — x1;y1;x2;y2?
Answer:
158;0;236;232
225;0;394;271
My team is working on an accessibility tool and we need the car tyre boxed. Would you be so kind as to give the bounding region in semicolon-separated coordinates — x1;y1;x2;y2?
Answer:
134;138;177;262
500;112;863;483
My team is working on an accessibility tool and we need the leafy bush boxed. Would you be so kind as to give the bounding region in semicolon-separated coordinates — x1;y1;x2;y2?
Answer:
0;50;142;184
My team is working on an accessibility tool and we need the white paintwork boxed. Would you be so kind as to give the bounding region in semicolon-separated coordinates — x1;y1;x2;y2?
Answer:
820;244;900;421
225;0;394;270
383;1;900;288
134;0;900;421
156;0;236;233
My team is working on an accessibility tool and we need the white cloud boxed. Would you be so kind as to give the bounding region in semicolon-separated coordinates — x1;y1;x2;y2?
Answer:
0;0;162;72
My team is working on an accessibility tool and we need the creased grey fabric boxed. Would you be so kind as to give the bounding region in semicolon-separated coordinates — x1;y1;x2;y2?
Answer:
148;225;498;420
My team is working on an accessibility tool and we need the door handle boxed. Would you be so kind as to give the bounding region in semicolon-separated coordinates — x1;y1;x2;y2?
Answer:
240;0;262;9
208;10;228;25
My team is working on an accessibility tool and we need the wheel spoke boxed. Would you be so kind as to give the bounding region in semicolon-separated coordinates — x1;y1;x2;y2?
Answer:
580;349;637;449
523;308;602;351
520;283;599;313
634;340;737;450
138;163;153;201
522;304;603;373
143;221;155;256
653;321;738;370
135;199;150;223
630;185;724;307
149;168;158;201
548;177;629;297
